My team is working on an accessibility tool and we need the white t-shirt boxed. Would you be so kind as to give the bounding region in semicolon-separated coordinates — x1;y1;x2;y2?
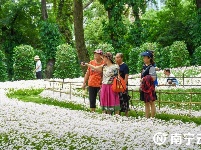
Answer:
102;64;119;84
36;60;42;72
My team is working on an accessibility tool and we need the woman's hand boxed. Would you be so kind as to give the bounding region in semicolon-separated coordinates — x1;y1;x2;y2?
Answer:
82;83;86;90
81;62;88;66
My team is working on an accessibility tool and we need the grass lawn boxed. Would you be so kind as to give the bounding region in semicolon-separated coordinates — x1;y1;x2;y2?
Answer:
129;88;201;111
7;88;201;125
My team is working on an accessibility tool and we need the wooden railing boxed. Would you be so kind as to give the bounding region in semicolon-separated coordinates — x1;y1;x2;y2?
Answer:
129;90;201;115
44;79;201;115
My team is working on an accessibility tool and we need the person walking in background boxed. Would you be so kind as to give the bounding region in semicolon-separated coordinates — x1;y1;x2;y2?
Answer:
115;53;130;117
140;51;157;118
82;49;104;112
81;52;120;115
34;55;42;79
164;68;179;86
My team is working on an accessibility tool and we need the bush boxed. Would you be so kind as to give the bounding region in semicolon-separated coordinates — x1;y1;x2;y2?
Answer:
95;43;115;54
13;45;35;80
169;41;190;68
0;50;8;81
54;44;81;79
158;46;171;69
193;46;201;66
128;47;141;74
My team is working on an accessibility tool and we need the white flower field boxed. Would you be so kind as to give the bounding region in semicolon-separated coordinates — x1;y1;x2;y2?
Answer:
0;66;201;149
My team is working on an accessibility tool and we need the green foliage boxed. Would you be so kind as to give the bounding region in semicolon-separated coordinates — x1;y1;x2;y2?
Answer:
169;41;190;68
100;0;128;52
13;45;35;80
84;0;108;58
95;43;115;54
54;44;81;79
193;46;201;65
0;0;41;80
0;50;8;81
158;46;171;69
128;47;141;74
7;88;44;97
39;21;64;60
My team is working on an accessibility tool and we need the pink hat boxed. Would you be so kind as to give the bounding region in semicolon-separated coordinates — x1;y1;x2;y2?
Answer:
94;49;103;55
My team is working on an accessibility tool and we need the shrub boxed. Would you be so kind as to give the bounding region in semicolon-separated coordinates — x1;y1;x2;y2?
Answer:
169;41;190;68
193;46;201;66
95;43;115;55
54;44;81;79
13;45;35;80
0;50;8;81
159;46;171;69
128;47;141;74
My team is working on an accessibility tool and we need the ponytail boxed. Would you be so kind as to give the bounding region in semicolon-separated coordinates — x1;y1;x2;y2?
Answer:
150;57;155;66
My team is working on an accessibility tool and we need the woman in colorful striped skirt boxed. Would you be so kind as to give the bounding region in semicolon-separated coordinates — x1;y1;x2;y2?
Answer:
81;52;120;115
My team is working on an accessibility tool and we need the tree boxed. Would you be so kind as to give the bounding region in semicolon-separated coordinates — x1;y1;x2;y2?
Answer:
99;0;127;52
73;0;90;75
196;0;201;10
39;21;64;78
0;0;41;80
56;0;73;43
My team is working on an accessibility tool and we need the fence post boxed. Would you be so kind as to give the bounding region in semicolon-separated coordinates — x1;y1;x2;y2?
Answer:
158;90;161;110
70;82;72;100
189;92;192;116
183;73;184;87
53;81;55;95
60;82;62;97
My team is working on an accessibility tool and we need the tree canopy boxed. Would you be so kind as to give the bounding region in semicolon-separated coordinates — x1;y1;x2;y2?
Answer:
0;0;201;79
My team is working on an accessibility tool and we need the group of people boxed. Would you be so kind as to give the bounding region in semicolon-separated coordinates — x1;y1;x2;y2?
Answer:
81;50;158;118
33;50;178;118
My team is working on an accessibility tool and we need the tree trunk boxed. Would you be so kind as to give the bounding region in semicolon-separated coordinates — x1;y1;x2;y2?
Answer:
73;0;90;75
45;59;55;79
196;0;201;9
41;0;48;20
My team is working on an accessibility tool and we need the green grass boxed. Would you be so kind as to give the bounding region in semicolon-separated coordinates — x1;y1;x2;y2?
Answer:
7;88;89;112
129;88;201;111
6;88;201;125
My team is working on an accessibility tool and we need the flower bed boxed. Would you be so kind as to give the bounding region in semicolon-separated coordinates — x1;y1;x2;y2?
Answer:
0;89;201;149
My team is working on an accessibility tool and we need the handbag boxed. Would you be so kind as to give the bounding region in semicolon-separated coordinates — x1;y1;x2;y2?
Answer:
111;75;126;93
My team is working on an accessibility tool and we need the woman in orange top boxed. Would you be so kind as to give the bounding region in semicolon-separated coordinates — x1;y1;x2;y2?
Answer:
82;49;104;112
